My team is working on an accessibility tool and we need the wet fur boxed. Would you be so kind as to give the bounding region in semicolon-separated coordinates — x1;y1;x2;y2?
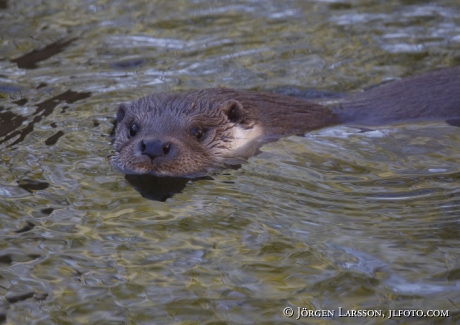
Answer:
113;67;460;177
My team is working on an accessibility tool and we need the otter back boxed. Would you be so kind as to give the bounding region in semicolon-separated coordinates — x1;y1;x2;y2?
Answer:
331;67;460;126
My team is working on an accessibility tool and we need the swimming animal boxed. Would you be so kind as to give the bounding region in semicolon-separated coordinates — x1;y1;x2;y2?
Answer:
112;67;460;177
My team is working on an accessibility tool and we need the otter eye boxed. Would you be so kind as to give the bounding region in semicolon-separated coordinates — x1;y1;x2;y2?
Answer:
190;127;203;140
130;123;139;137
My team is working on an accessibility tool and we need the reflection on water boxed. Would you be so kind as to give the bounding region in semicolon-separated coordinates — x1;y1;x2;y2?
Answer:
125;174;197;201
0;89;91;146
11;38;78;70
1;0;460;323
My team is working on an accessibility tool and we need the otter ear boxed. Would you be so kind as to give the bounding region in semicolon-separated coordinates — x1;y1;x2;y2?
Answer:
220;100;245;123
116;103;129;123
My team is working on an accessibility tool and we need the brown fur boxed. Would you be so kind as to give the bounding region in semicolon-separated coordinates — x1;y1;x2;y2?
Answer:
112;67;460;177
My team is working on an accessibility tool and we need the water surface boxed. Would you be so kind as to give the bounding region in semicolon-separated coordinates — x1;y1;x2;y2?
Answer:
1;0;460;324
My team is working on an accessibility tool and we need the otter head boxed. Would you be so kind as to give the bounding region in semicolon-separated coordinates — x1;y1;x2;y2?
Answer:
111;89;263;177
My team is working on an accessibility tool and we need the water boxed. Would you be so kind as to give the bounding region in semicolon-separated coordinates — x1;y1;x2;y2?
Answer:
1;0;460;324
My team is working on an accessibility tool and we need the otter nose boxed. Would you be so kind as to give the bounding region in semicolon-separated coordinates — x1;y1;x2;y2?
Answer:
140;139;171;159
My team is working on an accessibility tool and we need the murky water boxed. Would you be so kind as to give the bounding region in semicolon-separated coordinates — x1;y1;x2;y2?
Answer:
1;0;460;324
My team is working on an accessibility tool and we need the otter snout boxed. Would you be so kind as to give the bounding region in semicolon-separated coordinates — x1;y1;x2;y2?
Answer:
139;139;172;159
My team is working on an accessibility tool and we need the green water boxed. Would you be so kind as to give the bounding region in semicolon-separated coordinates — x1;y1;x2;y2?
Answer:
1;0;460;324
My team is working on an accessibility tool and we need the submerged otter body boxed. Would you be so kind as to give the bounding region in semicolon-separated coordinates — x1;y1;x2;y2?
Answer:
112;67;460;177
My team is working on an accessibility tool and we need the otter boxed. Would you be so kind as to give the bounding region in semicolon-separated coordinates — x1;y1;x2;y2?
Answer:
112;67;460;177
